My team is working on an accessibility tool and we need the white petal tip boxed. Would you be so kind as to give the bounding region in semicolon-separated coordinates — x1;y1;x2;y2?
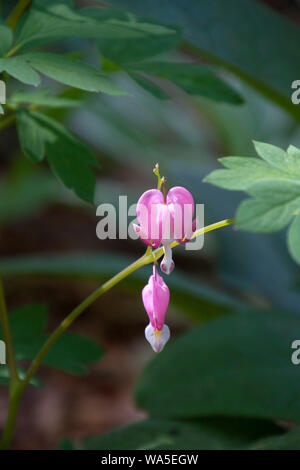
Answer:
145;324;170;353
160;257;175;275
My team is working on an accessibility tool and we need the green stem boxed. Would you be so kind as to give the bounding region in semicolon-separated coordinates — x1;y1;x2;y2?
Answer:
0;385;22;450
152;218;235;261
0;218;234;449
0;277;20;450
6;0;32;30
0;277;19;383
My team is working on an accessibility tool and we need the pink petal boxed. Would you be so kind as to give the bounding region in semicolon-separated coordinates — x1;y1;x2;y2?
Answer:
136;189;164;247
176;217;198;244
167;186;194;213
142;266;170;330
167;187;194;241
133;223;160;247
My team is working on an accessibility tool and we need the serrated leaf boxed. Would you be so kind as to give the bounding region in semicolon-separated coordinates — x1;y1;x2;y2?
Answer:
205;142;300;263
16;109;45;162
15;4;175;52
112;0;300;119
22;52;127;95
0;22;13;56
98;24;181;64
21;110;98;203
83;417;283;450
0;57;41;86
285;145;300;174
236;179;300;232
131;62;243;104
135;309;300;422
10;89;81;108
205;157;285;191
205;142;300;191
253;141;287;171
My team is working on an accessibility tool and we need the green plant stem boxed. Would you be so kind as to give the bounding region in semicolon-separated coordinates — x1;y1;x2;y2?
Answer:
0;277;20;450
152;218;235;261
0;385;22;450
0;218;234;449
6;0;32;30
0;277;19;383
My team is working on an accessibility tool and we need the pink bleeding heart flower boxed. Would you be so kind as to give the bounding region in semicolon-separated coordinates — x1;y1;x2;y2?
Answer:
142;264;170;353
134;186;197;274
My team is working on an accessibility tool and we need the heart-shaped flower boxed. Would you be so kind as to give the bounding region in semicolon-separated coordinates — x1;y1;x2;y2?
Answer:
134;186;197;274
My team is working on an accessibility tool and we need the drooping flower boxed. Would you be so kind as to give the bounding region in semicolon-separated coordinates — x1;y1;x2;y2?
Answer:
134;186;197;274
142;264;170;353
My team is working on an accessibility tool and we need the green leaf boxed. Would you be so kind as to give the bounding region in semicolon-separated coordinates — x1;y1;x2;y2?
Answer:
10;89;81;108
205;157;287;191
288;212;300;265
16;109;45;162
253;141;288;171
83;417;283;450
0;57;41;86
0;304;48;339
205;142;300;262
98;24;181;64
0;304;104;376
135;308;300;422
236;180;300;232
0;22;13;56
250;427;300;450
22;52;127;95
205;143;300;191
21;110;98;203
131;62;243;104
129;72;169;100
15;4;175;52
18;333;103;375
0;304;46;387
112;0;300;119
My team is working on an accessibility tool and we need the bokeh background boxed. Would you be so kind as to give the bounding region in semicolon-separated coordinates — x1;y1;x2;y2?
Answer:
1;0;300;449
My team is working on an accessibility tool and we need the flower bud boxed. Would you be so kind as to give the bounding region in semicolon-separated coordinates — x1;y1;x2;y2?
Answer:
142;265;170;352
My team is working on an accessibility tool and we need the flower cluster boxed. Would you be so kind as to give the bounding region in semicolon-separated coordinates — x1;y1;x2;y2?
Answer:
135;166;196;352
